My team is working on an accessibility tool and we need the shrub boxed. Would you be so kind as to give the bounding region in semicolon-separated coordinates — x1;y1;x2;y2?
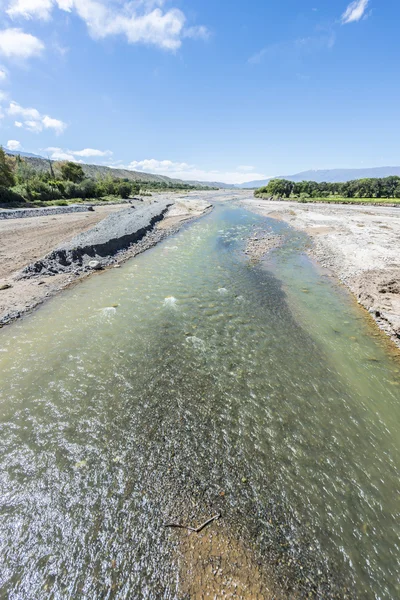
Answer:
118;182;132;199
96;176;116;196
0;186;26;204
25;178;63;201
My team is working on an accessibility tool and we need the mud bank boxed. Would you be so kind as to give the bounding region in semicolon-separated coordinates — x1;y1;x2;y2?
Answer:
241;196;400;347
0;196;212;327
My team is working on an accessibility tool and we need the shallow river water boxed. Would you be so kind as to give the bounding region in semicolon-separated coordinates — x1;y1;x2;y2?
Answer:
0;204;399;599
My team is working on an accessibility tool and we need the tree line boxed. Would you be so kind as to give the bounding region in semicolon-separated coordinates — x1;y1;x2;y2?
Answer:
0;148;212;204
255;176;400;199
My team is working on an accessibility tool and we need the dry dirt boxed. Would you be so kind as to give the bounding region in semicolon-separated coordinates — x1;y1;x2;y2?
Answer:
241;197;400;346
0;204;125;279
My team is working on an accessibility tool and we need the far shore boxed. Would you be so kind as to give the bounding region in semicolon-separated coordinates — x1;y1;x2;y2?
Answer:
240;195;400;348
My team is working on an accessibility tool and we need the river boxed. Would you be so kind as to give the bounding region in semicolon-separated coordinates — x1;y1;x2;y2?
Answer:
0;203;399;598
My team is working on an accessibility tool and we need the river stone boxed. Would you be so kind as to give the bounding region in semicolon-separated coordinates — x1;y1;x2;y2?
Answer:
88;260;102;270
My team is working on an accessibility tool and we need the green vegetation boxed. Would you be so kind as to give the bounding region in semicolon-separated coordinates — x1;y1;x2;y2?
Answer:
60;161;85;183
0;150;217;206
0;147;16;188
254;177;400;204
0;154;143;205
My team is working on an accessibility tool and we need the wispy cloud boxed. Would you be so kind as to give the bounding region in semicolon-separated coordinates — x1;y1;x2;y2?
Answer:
5;0;209;51
249;33;335;65
126;158;266;184
7;101;67;134
341;0;369;24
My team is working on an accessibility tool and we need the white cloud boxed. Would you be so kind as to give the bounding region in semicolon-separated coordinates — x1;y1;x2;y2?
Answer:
45;146;111;160
71;147;112;157
6;139;21;150
7;0;54;20
0;68;7;81
127;158;267;185
341;0;369;24
0;28;44;58
8;100;41;120
0;90;8;102
42;114;67;134
7;101;67;134
5;0;209;51
45;147;76;160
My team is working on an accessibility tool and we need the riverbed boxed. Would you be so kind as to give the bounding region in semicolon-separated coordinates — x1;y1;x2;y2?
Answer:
0;204;399;598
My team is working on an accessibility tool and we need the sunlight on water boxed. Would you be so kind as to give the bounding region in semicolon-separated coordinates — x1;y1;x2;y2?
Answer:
0;204;399;599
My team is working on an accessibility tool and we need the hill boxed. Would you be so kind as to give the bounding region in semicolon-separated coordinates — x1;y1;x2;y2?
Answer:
236;167;400;188
5;152;230;189
7;150;46;160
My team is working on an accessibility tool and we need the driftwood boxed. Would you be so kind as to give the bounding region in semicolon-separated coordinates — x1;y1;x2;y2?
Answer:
164;513;221;533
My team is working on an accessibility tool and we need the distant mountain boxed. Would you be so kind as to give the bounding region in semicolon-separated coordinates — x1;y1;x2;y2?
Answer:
6;149;45;159
4;151;230;188
236;166;400;189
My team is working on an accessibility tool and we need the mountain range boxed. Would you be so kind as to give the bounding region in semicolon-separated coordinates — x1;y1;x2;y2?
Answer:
6;151;400;189
235;167;400;188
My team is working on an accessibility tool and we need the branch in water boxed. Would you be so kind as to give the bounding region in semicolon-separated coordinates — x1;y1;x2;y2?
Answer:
164;513;221;533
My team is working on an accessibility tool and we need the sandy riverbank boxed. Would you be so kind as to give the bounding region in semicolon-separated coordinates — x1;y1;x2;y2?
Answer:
0;195;212;327
241;196;400;347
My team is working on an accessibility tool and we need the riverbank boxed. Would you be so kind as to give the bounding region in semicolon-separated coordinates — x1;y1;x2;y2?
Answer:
241;196;400;347
0;194;212;327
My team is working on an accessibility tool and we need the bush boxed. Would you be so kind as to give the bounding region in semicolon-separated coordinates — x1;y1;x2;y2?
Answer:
96;176;116;196
0;186;26;204
118;182;132;199
54;200;68;206
24;178;63;201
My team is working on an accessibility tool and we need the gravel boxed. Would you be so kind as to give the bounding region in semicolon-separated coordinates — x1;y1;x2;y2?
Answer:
20;199;173;278
0;204;95;220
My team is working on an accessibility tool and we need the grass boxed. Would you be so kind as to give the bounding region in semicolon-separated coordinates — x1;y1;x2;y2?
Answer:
254;194;400;206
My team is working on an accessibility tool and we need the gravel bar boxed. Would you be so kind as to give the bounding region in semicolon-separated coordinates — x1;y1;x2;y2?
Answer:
0;204;96;220
20;199;173;278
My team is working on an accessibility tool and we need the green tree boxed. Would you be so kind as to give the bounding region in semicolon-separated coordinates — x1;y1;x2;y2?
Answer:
60;161;85;183
118;182;132;199
0;146;15;188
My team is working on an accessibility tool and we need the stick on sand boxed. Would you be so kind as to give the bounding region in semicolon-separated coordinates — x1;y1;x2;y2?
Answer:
164;513;221;533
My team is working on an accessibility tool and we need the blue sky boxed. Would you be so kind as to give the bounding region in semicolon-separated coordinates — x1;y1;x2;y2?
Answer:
0;0;397;183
